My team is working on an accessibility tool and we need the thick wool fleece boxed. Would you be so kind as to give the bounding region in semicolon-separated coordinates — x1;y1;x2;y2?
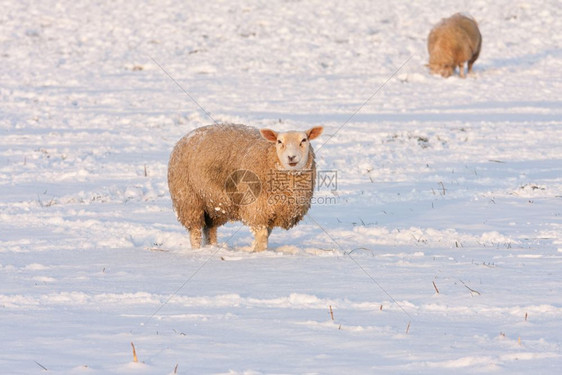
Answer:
168;124;316;235
428;13;481;78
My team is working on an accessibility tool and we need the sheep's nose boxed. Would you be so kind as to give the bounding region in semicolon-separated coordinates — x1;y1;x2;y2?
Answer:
288;155;296;162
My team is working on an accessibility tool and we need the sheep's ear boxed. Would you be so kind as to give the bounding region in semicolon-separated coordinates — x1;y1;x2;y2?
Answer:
260;128;278;143
306;126;323;140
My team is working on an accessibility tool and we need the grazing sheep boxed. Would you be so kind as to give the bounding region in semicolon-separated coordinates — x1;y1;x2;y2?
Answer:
427;13;482;78
168;123;323;252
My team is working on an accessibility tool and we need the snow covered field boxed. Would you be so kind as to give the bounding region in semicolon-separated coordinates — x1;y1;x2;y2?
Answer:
1;0;561;373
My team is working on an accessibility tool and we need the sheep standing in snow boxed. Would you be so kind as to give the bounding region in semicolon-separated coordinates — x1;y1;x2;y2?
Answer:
168;124;323;252
427;13;482;78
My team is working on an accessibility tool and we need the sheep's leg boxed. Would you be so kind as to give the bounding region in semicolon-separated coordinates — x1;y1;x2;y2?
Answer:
172;195;205;249
189;227;203;249
468;50;480;75
458;63;466;78
251;226;270;252
467;59;476;74
203;226;218;246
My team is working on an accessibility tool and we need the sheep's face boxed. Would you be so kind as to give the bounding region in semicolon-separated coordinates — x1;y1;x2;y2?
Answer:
260;127;323;170
428;63;454;78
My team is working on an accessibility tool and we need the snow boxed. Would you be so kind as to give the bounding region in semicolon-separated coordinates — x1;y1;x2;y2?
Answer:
1;0;561;373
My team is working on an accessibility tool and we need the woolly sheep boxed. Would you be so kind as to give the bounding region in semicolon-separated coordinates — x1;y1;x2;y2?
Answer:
168;123;323;252
427;13;482;78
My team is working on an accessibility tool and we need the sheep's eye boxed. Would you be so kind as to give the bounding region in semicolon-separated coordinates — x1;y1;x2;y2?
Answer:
301;138;307;143
277;139;282;144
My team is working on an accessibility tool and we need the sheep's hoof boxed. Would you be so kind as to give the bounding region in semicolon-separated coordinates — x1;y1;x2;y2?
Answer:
189;229;202;249
252;245;267;252
250;227;269;252
251;241;268;252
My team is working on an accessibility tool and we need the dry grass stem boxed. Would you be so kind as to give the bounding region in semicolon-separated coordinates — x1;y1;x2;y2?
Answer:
433;281;440;294
34;361;48;371
131;342;138;363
